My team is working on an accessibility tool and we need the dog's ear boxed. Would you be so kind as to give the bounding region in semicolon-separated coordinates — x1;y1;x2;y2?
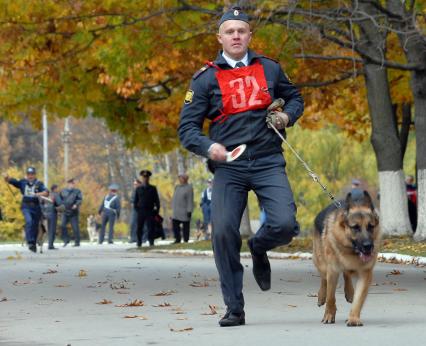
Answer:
345;192;354;211
362;190;375;211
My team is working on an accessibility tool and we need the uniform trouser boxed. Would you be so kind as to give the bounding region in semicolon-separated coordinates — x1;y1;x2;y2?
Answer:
47;212;58;248
172;219;190;242
212;153;300;314
136;211;155;246
61;213;81;245
99;211;116;243
129;209;138;242
21;206;42;244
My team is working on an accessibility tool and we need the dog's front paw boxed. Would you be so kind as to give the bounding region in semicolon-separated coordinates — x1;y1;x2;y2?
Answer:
346;317;363;327
321;311;336;324
317;295;326;307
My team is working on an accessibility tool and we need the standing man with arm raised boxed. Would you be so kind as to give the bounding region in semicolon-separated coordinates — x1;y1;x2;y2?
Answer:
3;167;48;252
178;6;304;327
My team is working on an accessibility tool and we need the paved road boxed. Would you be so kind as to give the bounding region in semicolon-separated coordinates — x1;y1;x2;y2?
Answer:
0;243;425;346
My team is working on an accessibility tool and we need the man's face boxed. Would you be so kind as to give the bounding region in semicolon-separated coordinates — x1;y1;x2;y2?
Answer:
217;20;251;60
68;182;75;189
26;173;36;182
141;175;149;184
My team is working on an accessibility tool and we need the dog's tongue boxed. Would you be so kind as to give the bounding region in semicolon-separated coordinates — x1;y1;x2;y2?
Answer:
359;253;373;263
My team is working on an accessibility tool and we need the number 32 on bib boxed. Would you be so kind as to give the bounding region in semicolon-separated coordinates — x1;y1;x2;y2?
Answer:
214;61;272;120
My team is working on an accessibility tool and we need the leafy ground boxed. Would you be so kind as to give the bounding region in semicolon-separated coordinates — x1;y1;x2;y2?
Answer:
143;236;426;257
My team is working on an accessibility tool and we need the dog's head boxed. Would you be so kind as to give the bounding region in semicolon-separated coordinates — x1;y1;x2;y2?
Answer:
340;191;380;263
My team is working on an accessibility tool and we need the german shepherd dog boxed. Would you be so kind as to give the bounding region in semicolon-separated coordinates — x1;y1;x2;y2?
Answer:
313;191;381;327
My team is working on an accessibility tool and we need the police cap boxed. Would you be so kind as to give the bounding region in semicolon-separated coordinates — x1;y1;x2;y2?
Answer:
218;6;249;27
26;167;36;174
139;170;152;177
109;183;119;190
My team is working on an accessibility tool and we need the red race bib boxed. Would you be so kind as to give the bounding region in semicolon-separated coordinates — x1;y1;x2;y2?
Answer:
210;60;272;123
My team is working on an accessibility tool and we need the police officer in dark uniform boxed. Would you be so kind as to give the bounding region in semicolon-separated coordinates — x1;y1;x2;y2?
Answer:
179;7;304;327
58;178;83;247
3;167;48;252
134;170;160;247
98;183;121;244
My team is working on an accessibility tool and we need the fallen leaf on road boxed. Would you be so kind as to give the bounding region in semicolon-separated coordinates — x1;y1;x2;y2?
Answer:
153;302;171;307
370;282;379;286
201;304;217;315
117;291;130;294
393;288;408;292
307;293;318;297
12;280;36;286
189;281;209;288
152;290;177;296
110;280;132;290
288;304;297;308
171;307;185;314
177;317;188;320
6;252;23;260
96;299;113;305
115;299;145;307
55;284;71;288
124;315;148;320
173;273;183;279
0;297;7;302
381;281;397;286
386;269;402;277
78;269;88;277
43;269;58;275
170;327;193;332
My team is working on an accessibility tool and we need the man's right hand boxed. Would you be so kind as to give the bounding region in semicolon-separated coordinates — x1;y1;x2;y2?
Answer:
208;143;227;161
2;173;9;182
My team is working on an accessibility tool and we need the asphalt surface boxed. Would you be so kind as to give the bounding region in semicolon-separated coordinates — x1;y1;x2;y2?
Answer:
0;242;425;346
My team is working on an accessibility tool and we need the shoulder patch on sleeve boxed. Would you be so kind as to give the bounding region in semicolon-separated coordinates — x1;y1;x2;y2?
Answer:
192;64;210;80
184;89;194;104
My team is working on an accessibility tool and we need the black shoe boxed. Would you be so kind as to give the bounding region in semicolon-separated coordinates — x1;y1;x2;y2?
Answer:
72;243;80;247
28;243;37;253
108;241;114;244
219;310;245;327
248;238;271;291
48;246;58;250
63;241;69;247
173;240;181;244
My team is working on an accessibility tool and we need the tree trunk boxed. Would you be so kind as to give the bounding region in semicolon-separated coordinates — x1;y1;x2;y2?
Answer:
358;1;412;235
386;0;426;239
414;169;426;241
239;206;252;236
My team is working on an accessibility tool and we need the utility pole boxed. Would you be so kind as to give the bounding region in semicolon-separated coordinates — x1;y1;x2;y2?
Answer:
42;108;48;187
62;117;71;181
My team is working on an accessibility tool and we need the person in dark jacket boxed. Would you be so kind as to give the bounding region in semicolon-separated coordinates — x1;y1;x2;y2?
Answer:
41;184;60;250
178;7;304;327
58;178;83;247
200;179;213;240
98;183;121;244
134;170;160;247
3;167;48;252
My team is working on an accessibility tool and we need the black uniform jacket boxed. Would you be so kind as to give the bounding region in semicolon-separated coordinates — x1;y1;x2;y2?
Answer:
133;184;160;214
178;49;304;159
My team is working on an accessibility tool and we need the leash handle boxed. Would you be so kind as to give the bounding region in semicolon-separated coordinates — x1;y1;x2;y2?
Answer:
268;121;342;209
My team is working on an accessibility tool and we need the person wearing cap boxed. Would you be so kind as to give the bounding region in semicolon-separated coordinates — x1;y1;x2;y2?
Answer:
3;167;48;252
171;173;194;243
200;179;213;240
350;179;364;201
134;170;160;247
98;183;121;244
178;6;304;327
57;178;83;247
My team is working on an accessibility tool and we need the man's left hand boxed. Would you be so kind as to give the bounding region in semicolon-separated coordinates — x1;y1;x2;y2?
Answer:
187;212;192;219
266;111;289;130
